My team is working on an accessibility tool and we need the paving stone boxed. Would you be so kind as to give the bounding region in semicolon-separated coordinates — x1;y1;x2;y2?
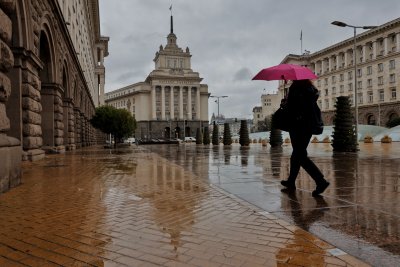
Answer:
0;145;372;266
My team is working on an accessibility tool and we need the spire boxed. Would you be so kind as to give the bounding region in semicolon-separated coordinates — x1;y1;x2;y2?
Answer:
169;4;173;33
170;15;173;34
166;4;177;48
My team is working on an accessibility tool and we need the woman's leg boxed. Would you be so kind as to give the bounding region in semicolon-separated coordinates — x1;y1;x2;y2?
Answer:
287;131;304;181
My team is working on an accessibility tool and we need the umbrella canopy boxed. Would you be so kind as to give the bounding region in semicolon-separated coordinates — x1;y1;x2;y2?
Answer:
252;64;318;81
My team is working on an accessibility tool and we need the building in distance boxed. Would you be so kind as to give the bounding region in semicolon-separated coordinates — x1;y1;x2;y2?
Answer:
105;14;209;140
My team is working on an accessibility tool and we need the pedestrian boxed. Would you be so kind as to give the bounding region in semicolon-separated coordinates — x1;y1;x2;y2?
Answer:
280;79;330;196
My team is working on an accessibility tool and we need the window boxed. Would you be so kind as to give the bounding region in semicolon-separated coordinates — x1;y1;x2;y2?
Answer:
324;78;328;85
368;91;373;103
340;85;344;93
390;74;396;83
332;87;336;95
378;76;384;85
367;79;372;87
379;90;385;101
367;66;372;75
358;93;363;104
357;81;362;90
325;99;329;109
317;80;321;87
348;83;353;91
357;68;362;77
325;89;328;96
332;76;336;83
378;63;384;72
391;88;397;99
340;73;344;81
348;71;353;80
389;60;395;69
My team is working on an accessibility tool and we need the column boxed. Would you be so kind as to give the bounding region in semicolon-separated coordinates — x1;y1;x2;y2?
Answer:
20;66;44;160
98;74;105;106
321;60;325;74
328;57;332;72
74;109;81;148
372;41;377;59
362;45;366;63
161;86;165;120
344;51;348;66
170;87;174;119
179;87;183;119
100;48;104;66
151;86;156;120
336;54;340;69
196;88;201;120
188;87;192;120
68;101;75;150
54;85;65;152
383;37;388;56
396;33;400;52
0;2;22;192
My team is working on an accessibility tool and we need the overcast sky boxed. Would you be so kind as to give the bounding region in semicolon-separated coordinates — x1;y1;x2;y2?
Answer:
99;0;400;119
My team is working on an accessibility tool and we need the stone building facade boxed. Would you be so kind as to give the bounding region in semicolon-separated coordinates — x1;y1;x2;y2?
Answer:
252;92;280;132
106;15;209;140
0;0;108;194
278;17;400;126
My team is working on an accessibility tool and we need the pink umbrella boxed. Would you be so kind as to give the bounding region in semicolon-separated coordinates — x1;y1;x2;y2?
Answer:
252;64;318;81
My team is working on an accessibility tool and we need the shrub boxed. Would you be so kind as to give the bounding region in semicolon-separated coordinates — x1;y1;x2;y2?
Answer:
239;120;250;146
203;127;210;145
331;96;357;152
269;112;283;147
364;135;373;143
223;123;232;146
195;128;202;144
381;135;392;143
212;122;219;145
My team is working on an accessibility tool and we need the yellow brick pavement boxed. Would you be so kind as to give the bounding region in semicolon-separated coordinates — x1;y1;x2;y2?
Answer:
0;146;370;266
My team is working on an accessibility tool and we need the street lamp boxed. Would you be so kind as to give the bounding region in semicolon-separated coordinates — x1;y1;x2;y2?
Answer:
210;95;228;118
331;21;377;143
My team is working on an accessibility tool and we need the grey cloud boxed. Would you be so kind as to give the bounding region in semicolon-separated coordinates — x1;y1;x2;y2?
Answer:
233;68;252;81
100;0;400;119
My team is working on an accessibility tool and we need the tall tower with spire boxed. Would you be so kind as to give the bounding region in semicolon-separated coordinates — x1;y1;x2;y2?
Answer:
106;8;209;140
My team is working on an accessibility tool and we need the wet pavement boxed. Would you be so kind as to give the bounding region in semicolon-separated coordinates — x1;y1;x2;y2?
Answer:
146;142;400;267
0;143;397;266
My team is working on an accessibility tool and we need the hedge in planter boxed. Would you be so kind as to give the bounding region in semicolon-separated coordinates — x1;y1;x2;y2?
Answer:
331;96;357;152
223;123;232;146
239;120;250;146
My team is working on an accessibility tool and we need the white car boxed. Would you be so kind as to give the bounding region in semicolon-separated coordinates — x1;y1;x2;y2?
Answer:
124;138;136;144
184;137;196;142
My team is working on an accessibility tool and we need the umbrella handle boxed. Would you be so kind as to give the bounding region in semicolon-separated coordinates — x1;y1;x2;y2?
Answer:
283;79;288;98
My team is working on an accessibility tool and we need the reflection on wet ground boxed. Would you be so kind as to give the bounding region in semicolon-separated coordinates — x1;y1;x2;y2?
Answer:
147;143;400;267
0;145;369;266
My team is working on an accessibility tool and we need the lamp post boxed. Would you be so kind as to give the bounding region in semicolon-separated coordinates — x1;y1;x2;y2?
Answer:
331;21;377;142
210;95;228;118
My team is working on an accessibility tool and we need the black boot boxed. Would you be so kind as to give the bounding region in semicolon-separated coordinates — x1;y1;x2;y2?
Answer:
281;180;296;190
312;180;330;197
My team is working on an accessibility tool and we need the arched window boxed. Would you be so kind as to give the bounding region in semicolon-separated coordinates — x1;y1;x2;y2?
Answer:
367;114;376;125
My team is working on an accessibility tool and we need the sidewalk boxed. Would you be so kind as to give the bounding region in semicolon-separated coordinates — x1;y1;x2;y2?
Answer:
0;145;370;266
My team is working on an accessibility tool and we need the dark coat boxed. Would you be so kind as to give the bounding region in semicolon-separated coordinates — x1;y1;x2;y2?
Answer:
287;82;320;133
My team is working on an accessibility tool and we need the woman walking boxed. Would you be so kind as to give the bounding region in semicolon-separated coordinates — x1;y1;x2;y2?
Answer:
280;79;330;196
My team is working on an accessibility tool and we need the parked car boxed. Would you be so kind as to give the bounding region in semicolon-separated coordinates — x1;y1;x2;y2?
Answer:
124;137;136;144
184;137;196;142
